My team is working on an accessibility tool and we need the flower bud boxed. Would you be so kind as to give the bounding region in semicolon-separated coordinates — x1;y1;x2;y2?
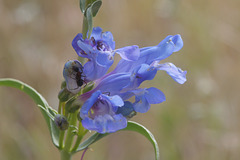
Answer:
82;81;94;94
65;98;81;113
116;101;137;119
61;81;67;89
58;88;74;102
54;114;69;130
77;111;82;121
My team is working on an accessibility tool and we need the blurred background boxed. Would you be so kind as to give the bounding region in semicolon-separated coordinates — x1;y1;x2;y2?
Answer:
0;0;240;159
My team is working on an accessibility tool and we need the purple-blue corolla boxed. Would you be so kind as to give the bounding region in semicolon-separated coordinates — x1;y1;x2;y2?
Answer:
65;27;187;133
72;27;140;81
80;90;127;133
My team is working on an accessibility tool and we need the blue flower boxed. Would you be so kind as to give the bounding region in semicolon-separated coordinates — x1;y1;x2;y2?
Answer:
80;90;127;133
71;32;187;133
72;27;140;81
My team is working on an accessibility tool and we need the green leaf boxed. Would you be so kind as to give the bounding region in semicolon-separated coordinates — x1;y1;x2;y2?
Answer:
79;0;86;13
86;7;93;38
74;121;160;160
91;0;102;17
74;132;102;152
122;121;160;160
0;78;60;148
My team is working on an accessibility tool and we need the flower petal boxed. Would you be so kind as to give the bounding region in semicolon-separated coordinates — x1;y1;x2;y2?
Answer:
83;60;110;81
112;35;183;74
96;51;114;66
116;101;135;117
133;94;150;113
115;45;140;61
72;34;91;58
101;94;124;112
80;90;101;117
145;87;166;104
94;73;131;95
124;64;157;90
81;114;127;133
156;62;187;84
171;34;183;52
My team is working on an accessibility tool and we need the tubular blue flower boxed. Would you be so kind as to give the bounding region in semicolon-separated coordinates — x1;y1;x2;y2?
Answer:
80;90;127;133
116;101;136;118
72;27;140;81
69;31;187;133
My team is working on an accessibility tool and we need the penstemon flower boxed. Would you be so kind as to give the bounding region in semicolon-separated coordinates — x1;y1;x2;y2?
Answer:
0;1;187;159
72;27;140;81
63;27;187;134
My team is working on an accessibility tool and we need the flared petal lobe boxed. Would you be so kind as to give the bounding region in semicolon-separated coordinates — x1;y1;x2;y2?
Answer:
156;62;187;84
132;88;166;113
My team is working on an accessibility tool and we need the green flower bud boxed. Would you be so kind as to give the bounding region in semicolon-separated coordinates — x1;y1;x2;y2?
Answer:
54;114;69;130
65;98;81;113
61;81;67;89
82;81;95;94
58;88;74;102
77;111;82;121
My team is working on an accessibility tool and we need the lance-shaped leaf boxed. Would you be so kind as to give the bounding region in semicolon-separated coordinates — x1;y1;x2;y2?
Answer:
74;121;160;160
0;78;60;148
86;6;93;38
91;0;102;17
79;0;86;13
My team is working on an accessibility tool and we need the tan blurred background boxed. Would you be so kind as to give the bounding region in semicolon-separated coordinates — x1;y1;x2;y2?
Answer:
1;0;240;159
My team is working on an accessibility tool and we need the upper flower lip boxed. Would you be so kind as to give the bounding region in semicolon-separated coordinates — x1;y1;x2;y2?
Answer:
112;34;184;74
72;26;140;81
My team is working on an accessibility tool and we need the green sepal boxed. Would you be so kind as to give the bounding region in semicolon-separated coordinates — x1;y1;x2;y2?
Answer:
74;121;160;160
0;78;61;148
82;81;94;94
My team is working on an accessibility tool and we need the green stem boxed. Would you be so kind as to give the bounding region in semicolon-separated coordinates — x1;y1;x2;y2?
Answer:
62;112;78;156
72;121;85;151
58;102;62;114
61;150;72;160
59;130;65;149
82;17;88;39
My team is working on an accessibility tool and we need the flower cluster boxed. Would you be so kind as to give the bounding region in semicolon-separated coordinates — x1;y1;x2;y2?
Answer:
63;27;186;134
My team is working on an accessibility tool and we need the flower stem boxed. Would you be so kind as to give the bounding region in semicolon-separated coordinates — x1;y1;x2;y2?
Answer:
61;112;78;160
72;121;85;152
59;130;65;149
61;150;72;160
